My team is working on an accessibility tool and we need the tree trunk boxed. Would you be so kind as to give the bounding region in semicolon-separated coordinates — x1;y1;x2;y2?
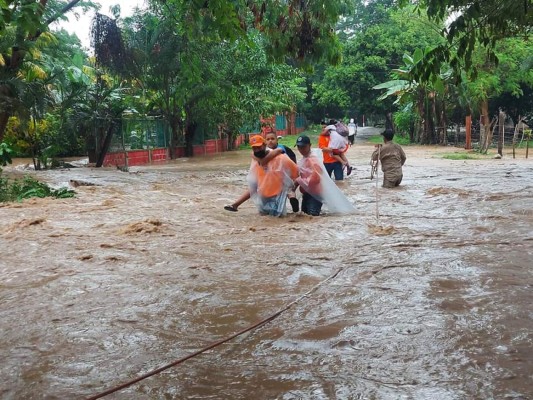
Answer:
480;99;490;152
95;121;118;167
417;89;427;144
184;121;196;157
286;111;293;136
497;111;505;156
429;93;437;143
0;112;9;143
409;118;415;143
169;118;179;159
439;98;447;145
512;115;523;159
465;115;472;149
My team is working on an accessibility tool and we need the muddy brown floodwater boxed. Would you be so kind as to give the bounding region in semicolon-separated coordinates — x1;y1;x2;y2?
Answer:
1;134;532;400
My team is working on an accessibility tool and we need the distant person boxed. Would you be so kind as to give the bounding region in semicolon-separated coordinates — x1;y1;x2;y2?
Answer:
224;132;299;212
295;135;355;216
348;118;357;145
372;129;406;188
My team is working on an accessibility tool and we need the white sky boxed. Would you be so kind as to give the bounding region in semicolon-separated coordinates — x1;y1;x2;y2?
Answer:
53;0;147;50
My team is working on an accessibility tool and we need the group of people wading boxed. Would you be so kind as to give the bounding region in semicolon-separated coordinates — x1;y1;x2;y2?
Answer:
224;121;406;217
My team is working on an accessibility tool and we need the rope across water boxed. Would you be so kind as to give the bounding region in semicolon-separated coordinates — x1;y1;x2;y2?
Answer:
85;267;345;400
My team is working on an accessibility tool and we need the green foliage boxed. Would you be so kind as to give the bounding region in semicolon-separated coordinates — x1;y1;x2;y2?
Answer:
400;0;532;83
393;108;418;136
517;140;533;149
311;6;443;121
153;0;350;67
466;38;533;104
0;142;13;166
0;174;75;203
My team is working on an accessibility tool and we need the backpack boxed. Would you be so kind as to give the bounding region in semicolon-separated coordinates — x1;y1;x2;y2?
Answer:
335;121;349;137
278;145;296;164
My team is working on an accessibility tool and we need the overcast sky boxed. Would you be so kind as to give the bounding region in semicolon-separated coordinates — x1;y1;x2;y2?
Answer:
53;1;147;49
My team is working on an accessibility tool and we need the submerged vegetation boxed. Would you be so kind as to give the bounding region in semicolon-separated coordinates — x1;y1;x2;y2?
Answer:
0;175;75;203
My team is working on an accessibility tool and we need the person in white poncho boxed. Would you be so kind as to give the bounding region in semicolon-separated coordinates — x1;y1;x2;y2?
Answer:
294;135;355;216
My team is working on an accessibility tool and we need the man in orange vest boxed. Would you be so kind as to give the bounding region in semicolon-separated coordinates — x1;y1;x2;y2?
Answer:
318;122;349;180
247;135;298;216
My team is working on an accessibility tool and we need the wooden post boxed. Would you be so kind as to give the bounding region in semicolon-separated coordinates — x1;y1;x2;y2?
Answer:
497;111;505;156
465;115;472;150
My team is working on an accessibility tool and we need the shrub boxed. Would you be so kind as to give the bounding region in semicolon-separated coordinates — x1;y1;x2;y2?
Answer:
0;174;75;203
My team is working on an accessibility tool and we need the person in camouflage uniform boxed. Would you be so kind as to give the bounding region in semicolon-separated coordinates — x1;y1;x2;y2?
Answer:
372;129;406;188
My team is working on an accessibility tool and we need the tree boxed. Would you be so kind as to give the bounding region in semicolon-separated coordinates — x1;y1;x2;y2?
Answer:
0;0;96;142
117;8;308;157
153;0;351;66
464;37;533;153
374;49;452;144
401;0;532;81
311;6;443;124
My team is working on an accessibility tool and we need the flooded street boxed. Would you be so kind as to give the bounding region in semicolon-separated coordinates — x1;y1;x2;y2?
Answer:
1;135;532;399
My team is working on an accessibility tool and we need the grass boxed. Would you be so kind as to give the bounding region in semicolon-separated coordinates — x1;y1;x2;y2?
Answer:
441;152;483;160
367;134;411;146
515;140;533;149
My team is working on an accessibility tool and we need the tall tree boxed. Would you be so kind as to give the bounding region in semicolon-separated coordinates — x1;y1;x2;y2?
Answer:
312;6;442;123
0;0;95;141
118;7;308;157
153;0;352;66
401;0;532;81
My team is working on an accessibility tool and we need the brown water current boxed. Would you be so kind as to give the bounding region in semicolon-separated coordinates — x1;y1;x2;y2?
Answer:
1;139;532;399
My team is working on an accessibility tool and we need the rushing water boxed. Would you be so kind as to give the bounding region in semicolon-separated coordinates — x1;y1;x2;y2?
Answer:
1;136;532;399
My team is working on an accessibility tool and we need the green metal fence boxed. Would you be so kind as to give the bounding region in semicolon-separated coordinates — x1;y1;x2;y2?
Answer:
109;113;303;154
111;116;171;152
275;114;287;130
193;121;219;145
239;120;261;135
295;114;306;129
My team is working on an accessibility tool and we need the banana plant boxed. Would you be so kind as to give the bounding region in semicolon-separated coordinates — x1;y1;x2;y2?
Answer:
374;48;452;144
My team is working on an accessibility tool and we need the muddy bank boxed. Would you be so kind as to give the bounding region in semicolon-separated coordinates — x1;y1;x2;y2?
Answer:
0;143;532;399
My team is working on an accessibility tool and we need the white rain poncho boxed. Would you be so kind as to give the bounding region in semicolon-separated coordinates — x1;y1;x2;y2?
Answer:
295;149;355;214
247;154;298;217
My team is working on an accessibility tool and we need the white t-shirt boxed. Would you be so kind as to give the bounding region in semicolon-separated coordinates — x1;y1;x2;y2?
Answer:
348;122;357;136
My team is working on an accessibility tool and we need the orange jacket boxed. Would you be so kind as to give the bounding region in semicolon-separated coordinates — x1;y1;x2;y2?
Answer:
254;155;298;198
318;133;337;164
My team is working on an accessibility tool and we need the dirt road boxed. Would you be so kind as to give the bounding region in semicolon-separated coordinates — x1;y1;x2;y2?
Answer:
1;139;532;399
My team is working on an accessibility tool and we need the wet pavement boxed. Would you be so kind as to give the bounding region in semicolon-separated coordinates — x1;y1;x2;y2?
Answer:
1;132;532;399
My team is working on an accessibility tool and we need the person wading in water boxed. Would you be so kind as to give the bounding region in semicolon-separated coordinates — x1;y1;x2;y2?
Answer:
372;129;406;188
